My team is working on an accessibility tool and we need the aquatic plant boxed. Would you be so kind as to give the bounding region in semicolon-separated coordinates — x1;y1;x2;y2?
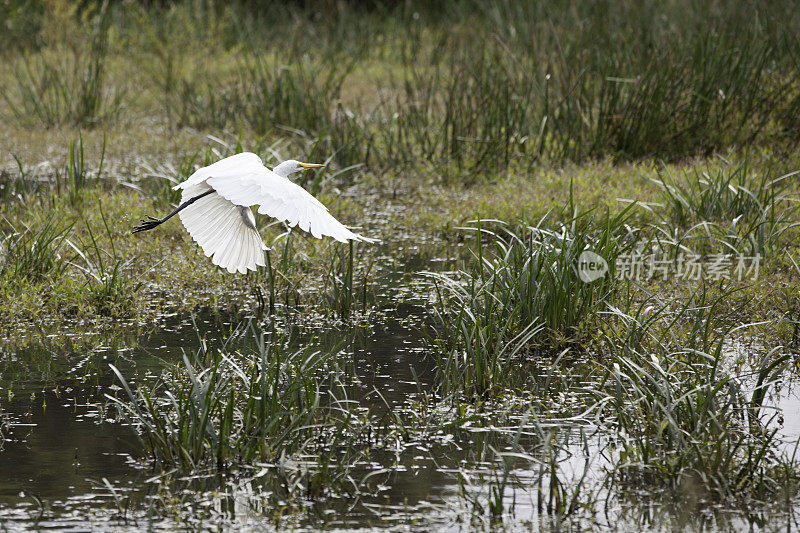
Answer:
69;201;142;317
596;289;799;504
107;325;363;486
651;159;799;227
323;240;374;320
457;412;597;528
427;207;636;399
648;160;800;257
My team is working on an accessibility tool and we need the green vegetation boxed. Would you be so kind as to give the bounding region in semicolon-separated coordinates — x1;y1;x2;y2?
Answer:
108;326;364;496
427;209;635;400
2;2;121;127
2;0;800;530
597;290;797;504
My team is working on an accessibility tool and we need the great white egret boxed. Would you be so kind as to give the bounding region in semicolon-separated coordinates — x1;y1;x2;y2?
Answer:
132;152;375;274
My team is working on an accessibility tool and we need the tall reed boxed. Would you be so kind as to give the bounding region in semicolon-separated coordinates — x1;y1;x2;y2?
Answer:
2;1;122;127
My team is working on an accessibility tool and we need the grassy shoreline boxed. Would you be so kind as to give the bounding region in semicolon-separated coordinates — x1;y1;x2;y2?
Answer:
2;143;799;349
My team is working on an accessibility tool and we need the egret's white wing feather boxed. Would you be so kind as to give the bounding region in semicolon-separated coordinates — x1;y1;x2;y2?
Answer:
178;184;267;274
174;152;265;192
205;168;374;243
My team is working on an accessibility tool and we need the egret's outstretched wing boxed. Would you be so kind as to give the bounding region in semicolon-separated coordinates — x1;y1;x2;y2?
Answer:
178;184;267;274
177;152;265;191
204;170;374;243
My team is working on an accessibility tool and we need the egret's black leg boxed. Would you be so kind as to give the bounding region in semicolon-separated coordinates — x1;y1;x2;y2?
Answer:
132;189;215;234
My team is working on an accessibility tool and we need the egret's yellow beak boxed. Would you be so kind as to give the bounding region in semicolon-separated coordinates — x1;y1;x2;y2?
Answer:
298;162;325;169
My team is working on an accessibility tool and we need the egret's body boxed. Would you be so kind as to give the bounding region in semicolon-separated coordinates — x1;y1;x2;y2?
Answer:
133;153;373;274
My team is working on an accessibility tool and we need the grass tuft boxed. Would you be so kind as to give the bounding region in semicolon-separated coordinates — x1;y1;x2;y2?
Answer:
0;213;74;284
427;207;635;399
107;324;361;486
597;289;799;504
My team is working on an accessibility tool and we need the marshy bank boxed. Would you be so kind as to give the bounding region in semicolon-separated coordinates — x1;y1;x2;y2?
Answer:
2;0;800;530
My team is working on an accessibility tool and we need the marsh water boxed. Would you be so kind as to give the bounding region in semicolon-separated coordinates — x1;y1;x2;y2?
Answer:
2;264;800;531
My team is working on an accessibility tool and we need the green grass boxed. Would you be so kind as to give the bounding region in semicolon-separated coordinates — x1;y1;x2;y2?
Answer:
426;207;636;400
72;201;142;317
595;288;798;505
650;158;799;225
324;240;375;320
107;324;366;499
647;158;800;256
4;1;798;172
0;212;74;284
1;2;122;128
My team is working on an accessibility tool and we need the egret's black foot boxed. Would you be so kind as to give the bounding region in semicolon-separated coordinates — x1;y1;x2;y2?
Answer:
132;215;164;234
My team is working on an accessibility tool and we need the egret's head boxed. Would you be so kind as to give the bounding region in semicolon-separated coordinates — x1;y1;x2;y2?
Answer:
273;159;325;178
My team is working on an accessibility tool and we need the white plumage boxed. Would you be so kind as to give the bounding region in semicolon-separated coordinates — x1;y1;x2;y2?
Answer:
172;153;374;274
